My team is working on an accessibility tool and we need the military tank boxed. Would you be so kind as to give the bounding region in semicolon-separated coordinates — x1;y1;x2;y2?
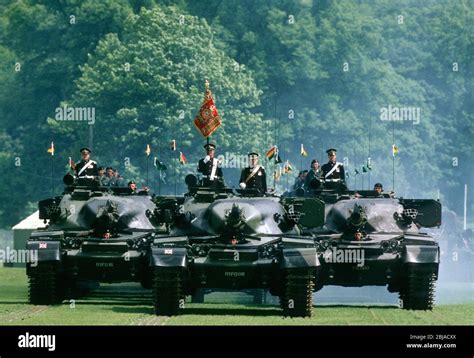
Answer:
301;181;442;310
26;175;158;305
147;175;325;317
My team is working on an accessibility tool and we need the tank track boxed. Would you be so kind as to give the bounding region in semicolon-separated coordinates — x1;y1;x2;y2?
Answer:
152;267;185;316
28;262;64;305
280;270;314;318
400;263;437;310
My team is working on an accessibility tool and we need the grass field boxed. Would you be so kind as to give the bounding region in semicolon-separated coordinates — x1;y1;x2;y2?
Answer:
1;267;473;326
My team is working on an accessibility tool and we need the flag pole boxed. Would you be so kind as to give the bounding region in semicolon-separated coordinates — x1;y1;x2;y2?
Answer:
273;169;276;191
51;150;54;197
146;155;149;187
392;120;395;192
362;165;364;190
174;158;177;196
321;141;324;165
464;184;467;231
273;91;278;191
153;157;157;194
159;145;162;195
353;150;356;189
368;118;371;190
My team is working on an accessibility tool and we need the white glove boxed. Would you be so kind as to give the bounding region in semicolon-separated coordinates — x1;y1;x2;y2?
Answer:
203;155;211;163
239;182;246;189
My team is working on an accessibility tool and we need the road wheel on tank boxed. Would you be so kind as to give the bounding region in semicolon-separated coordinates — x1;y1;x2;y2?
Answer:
28;262;64;305
152;268;184;316
191;288;205;303
400;263;437;310
281;270;314;318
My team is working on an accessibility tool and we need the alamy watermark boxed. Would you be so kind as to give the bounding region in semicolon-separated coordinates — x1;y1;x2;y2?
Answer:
0;247;38;266
380;105;420;125
55;104;95;125
18;332;55;351
322;247;365;267
215;152;250;169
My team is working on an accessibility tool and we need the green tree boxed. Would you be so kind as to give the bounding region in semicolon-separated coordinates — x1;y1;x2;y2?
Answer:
64;6;266;190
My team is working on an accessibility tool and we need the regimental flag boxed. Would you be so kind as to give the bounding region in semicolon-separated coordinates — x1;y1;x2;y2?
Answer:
283;160;293;174
170;139;176;151
154;157;167;171
179;152;187;165
366;157;372;170
266;145;277;160
300;143;308;157
194;80;222;137
47;141;54;156
392;144;399;157
354;168;360;175
362;166;368;173
145;144;151;156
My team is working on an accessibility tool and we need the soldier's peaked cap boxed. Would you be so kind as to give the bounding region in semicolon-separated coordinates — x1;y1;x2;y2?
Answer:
326;148;337;154
204;143;216;150
248;151;259;157
80;147;92;154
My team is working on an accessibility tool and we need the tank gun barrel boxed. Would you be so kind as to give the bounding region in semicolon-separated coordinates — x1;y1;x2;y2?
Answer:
348;204;367;228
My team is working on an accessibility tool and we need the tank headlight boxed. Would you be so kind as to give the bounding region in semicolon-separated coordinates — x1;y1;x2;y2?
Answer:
381;239;400;253
192;244;208;257
259;244;276;259
63;238;82;249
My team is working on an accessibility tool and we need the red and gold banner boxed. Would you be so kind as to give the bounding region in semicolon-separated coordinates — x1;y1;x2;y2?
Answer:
194;80;222;137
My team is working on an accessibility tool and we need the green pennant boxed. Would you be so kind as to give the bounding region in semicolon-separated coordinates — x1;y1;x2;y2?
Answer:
154;158;167;171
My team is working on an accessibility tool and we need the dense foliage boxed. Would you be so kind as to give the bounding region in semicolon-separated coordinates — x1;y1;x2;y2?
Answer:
0;0;472;227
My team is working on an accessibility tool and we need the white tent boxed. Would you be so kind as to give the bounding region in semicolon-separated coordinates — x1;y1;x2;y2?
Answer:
12;210;47;231
11;211;48;267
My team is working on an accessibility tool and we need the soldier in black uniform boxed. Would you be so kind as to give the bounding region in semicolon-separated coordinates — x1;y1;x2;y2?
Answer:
239;152;267;194
373;183;384;197
305;159;322;191
197;143;223;186
72;147;98;178
293;171;307;190
321;148;346;190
